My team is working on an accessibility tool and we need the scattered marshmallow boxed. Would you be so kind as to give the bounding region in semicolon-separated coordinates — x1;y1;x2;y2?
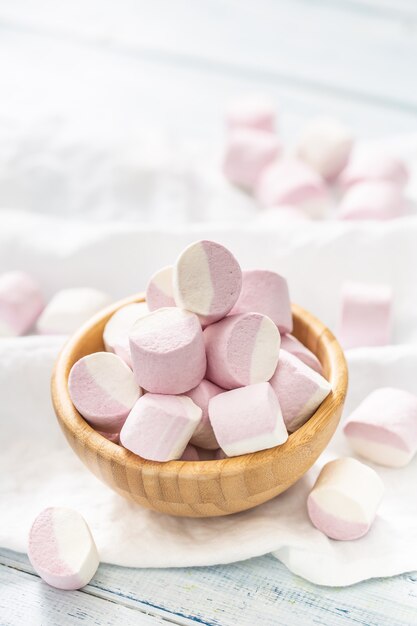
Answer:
0;271;44;336
69;352;141;432
338;281;392;349
185;379;222;449
129;307;206;394
229;270;292;334
103;302;149;366
343;387;417;468
146;266;175;311
222;129;281;190
37;287;112;334
174;240;242;325
225;94;276;133
280;334;323;374
339;152;409;189
208;382;288;456
338;181;406;220
204;312;280;389
28;507;99;590
296;117;353;180
269;349;331;432
307;458;384;540
120;394;201;462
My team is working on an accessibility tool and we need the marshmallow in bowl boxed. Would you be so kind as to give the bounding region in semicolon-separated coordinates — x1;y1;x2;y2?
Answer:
208;382;288;456
338;181;406;221
222;129;281;190
185;379;222;449
37;287;112;334
103;302;149;366
339;152;409;189
225;94;276;132
269;349;331;432
307;458;384;540
280;334;323;374
0;271;44;336
173;240;242;326
180;444;201;461
146;266;175;311
204;313;280;390
69;352;141;432
343;387;417;468
296;117;353;180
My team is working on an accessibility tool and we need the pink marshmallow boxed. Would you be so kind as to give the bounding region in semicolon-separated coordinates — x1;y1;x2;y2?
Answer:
339;152;409;189
229;270;292;334
222;129;281;190
129;307;206;394
174;240;242;326
225;95;276;133
97;430;120;444
185;379;222;449
208;382;288;456
69;352;141;432
146;266;176;311
0;271;44;336
269;349;331;432
280;334;323;374
103;302;149;366
180;444;201;461
338;181;406;221
204;312;280;390
120;394;202;462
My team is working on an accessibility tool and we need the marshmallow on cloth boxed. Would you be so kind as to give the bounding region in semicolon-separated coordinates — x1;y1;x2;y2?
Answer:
103;302;149;366
208;382;288;456
174;240;242;325
146;266;175;311
280;334;323;374
120;394;202;462
222;129;281;190
69;352;141;432
296;117;353;180
0;271;44;336
338;281;392;349
37;287;112;334
225;94;276;132
307;458;385;541
338;182;405;220
204;312;280;390
269;349;331;432
28;507;99;590
185;379;222;449
129;307;206;394
343;387;417;468
229;270;292;334
339;152;409;189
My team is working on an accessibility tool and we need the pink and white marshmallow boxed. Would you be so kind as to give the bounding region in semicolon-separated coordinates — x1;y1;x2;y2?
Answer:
229;270;292;334
174;240;242;325
338;281;392;349
208;382;288;456
222;129;281;190
269;349;331;432
204;313;280;390
343;387;417;468
307;458;384;541
339;152;409;189
338;181;405;221
37;288;112;334
0;271;44;336
103;302;149;366
69;352;141;432
28;507;99;590
120;394;202;462
129;307;206;394
280;334;323;374
185;379;222;449
146;266;176;311
225;95;276;133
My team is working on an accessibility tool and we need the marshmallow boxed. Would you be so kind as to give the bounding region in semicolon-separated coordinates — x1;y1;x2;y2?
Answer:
204;313;280;390
338;281;392;349
37;288;112;334
225;95;276;132
97;431;120;444
185;379;222;449
339;152;409;189
28;507;99;590
129;307;206;394
229;270;292;334
146;266;175;311
296;117;353;180
307;458;384;541
180;444;200;461
222;129;281;190
269;349;331;432
208;382;288;456
69;352;141;432
343;387;417;468
174;240;242;325
103;302;149;366
120;394;201;462
280;334;323;374
0;271;43;336
338;181;405;221
256;158;329;218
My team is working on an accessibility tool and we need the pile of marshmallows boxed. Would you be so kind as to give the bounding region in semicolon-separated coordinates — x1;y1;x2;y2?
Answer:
223;95;410;221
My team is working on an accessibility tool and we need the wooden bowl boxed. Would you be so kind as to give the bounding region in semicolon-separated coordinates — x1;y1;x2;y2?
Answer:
52;294;348;518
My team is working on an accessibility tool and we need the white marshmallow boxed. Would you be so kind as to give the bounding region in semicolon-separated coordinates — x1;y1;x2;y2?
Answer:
296;117;353;180
103;302;149;366
37;288;112;335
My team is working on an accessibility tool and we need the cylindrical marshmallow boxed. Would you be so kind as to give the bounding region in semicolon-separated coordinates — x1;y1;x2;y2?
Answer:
120;394;202;462
280;334;323;374
204;313;280;390
97;431;120;444
69;352;141;432
129;307;206;394
185;379;222;449
225;95;276;133
343;387;417;468
222;129;281;190
28;507;99;590
180;444;201;461
0;271;44;336
173;240;242;326
208;382;288;456
269;349;331;432
229;270;292;334
103;302;149;366
146;266;176;311
339;152;409;189
307;458;385;541
37;288;112;335
338;182;405;221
